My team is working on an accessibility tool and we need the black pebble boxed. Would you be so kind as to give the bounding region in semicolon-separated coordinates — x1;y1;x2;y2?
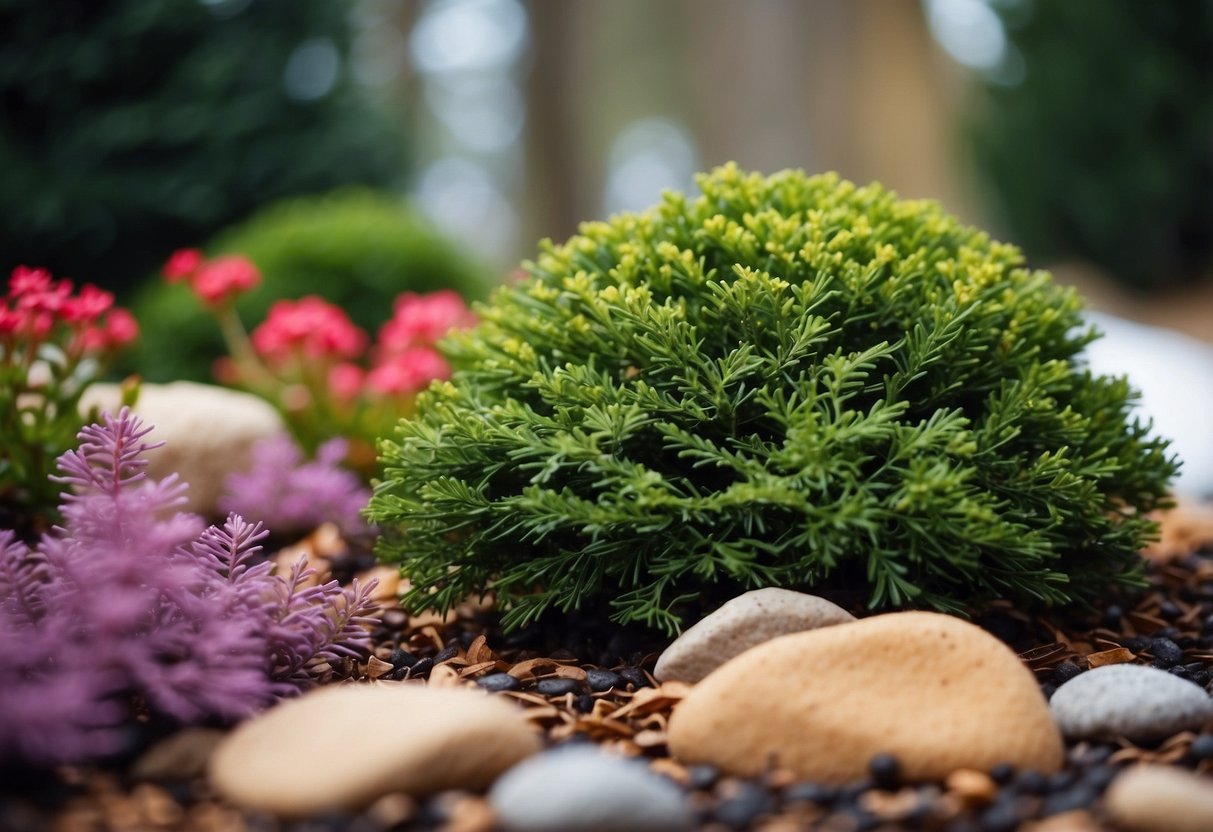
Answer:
585;669;625;692
1082;765;1119;792
617;666;651;689
476;673;520;692
408;657;433;678
575;693;595;713
433;645;459;664
783;781;837;806
713;781;773;829
1040;682;1057;700
536;678;581;696
1042;784;1097;817
1189;733;1213;760
1159;600;1183;620
687;763;719;791
988;762;1016;785
979;800;1021;832
868;753;901;789
1015;769;1049;795
1152;637;1185;666
389;648;417;669
1101;605;1124;628
1052;660;1082;684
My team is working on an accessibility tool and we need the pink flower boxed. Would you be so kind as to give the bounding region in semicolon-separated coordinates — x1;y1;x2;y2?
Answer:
77;309;139;354
366;346;450;395
191;256;261;307
377;290;475;354
101;308;139;348
163;249;204;283
327;362;365;402
61;285;114;325
9;266;53;297
251;296;368;365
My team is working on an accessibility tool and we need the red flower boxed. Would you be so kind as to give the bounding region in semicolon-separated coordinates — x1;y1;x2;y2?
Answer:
61;285;114;325
163;249;204;283
377;290;474;353
9;266;54;297
327;362;366;402
366;346;451;395
251;296;368;365
191;256;261;307
77;309;139;354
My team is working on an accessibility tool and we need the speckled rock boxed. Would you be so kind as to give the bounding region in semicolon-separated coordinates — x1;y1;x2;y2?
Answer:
1104;765;1213;832
210;684;541;817
1049;664;1213;743
490;746;693;832
667;611;1063;783
82;381;283;517
654;589;854;683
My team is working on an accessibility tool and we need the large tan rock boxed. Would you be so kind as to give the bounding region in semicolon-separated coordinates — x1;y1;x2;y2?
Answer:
1104;765;1213;832
83;381;283;517
667;611;1063;783
210;683;541;817
655;589;854;683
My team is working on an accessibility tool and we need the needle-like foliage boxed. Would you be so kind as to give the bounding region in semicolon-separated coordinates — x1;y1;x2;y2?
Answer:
369;165;1178;635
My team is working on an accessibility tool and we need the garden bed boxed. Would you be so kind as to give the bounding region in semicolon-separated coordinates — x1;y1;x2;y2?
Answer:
4;508;1212;832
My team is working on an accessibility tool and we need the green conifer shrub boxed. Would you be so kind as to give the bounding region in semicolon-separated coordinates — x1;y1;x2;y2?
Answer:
368;165;1177;635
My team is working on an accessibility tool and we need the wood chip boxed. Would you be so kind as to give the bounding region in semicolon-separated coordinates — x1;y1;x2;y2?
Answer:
945;769;997;805
365;655;394;680
1085;647;1135;668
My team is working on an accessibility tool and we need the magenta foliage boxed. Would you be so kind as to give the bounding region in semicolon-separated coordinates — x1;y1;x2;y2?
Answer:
0;409;378;767
220;434;371;536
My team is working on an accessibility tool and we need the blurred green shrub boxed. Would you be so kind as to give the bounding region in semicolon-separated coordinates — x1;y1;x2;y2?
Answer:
127;189;494;381
970;0;1212;291
0;0;404;291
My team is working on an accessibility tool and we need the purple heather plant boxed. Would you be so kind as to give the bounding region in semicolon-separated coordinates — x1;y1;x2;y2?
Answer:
0;409;378;767
220;434;371;538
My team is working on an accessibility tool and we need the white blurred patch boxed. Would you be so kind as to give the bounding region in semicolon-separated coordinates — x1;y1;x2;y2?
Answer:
1082;312;1213;497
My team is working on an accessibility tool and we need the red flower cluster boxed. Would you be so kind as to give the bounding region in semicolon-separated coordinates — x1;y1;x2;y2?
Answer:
1;266;138;355
160;249;475;472
163;249;261;308
251;297;368;366
365;291;475;396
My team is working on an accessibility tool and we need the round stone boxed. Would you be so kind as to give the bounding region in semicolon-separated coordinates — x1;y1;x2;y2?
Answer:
654;588;855;683
1048;663;1213;743
82;381;284;517
1104;765;1213;832
490;746;693;832
210;683;541;817
667;611;1063;783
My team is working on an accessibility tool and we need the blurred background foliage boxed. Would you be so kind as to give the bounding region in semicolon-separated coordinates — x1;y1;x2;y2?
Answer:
126;189;492;381
1;0;1210;332
969;0;1213;293
0;0;405;291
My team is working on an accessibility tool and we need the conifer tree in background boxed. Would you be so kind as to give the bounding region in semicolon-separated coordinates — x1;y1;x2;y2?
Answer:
970;0;1212;291
0;0;404;291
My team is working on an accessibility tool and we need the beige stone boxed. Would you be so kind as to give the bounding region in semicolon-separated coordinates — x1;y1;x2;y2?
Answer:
1104;765;1213;832
210;683;541;817
82;381;284;517
667;611;1063;783
654;588;855;683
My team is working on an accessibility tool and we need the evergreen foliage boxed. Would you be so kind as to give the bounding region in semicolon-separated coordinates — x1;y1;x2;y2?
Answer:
369;166;1177;635
127;189;493;381
970;0;1213;291
0;0;404;291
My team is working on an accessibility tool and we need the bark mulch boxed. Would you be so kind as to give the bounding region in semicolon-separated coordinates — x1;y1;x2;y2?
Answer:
5;504;1213;832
